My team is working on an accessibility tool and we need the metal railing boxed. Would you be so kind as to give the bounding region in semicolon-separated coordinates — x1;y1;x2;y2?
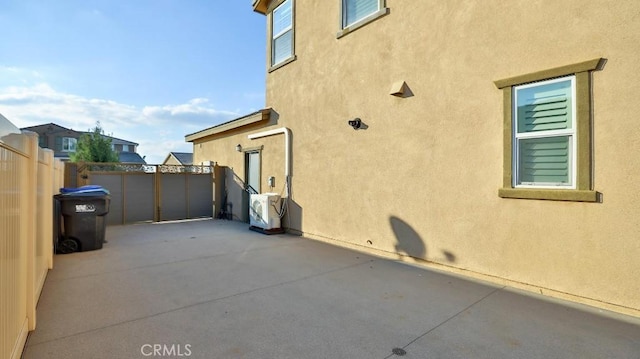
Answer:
0;120;64;359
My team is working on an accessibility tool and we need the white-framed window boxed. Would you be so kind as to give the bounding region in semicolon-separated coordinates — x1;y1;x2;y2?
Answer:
62;137;77;152
342;0;381;28
271;0;293;66
513;76;576;188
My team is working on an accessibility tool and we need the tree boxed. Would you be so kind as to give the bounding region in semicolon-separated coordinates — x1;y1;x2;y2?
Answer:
70;122;119;163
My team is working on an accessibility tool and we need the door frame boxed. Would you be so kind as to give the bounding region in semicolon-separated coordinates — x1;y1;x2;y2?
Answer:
243;147;263;222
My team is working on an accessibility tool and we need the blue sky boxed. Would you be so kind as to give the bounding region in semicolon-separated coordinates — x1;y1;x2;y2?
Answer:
0;1;266;163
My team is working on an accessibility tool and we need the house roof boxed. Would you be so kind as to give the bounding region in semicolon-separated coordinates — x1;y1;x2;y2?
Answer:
165;152;193;165
185;108;271;142
20;122;138;145
105;135;138;146
21;123;81;135
119;152;146;164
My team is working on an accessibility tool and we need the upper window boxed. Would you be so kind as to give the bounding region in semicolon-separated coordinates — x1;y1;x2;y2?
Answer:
337;0;388;38
271;0;294;67
62;137;77;152
494;58;604;202
513;77;575;188
342;0;380;28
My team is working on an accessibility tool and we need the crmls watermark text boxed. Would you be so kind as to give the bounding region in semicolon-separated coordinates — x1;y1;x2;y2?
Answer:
140;344;192;357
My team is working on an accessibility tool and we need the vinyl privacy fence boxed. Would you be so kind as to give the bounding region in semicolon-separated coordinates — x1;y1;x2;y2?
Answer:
1;122;64;359
66;162;214;225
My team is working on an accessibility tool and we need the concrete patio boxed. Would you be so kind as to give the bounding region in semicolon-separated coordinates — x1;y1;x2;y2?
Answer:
23;219;640;358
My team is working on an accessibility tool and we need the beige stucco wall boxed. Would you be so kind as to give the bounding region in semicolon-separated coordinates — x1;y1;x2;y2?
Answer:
193;120;287;221
196;0;640;316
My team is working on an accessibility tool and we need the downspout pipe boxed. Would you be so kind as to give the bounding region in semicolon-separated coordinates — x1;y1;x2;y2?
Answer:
247;127;292;197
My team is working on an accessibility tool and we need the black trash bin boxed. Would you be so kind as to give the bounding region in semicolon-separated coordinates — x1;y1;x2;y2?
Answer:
54;186;110;254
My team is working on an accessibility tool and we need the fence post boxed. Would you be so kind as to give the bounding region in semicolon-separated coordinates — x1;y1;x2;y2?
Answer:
22;131;38;331
42;149;55;270
54;159;64;257
185;172;190;219
154;165;160;222
77;162;87;187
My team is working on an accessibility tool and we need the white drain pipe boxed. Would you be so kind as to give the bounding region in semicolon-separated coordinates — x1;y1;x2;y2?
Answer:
248;127;292;197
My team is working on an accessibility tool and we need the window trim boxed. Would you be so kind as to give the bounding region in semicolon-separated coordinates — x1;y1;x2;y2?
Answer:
337;0;388;39
494;58;605;202
244;148;263;195
268;0;296;71
62;137;77;152
513;76;577;189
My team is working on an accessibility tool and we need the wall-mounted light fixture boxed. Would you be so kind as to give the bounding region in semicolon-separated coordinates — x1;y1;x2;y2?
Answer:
236;144;242;152
348;118;368;130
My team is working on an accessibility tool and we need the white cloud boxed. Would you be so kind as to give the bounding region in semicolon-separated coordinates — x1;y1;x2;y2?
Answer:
0;83;242;164
0;83;140;130
142;98;239;126
137;138;193;164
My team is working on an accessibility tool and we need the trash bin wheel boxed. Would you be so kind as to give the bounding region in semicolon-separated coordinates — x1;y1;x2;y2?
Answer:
58;238;79;254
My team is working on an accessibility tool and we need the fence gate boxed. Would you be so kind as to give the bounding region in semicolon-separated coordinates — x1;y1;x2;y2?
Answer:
71;163;213;225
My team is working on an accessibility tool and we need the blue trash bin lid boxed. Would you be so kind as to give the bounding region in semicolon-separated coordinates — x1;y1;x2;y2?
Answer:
59;185;110;196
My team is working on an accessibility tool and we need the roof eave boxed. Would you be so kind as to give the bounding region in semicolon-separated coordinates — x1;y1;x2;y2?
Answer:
252;0;268;14
185;108;272;142
162;153;173;164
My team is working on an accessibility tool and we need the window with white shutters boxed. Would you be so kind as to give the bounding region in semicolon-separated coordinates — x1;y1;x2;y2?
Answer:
514;77;575;187
342;0;380;28
494;58;604;202
337;0;387;37
271;0;293;67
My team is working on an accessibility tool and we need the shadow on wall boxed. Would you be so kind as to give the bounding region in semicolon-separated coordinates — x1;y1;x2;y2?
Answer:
282;129;303;234
282;198;303;235
217;167;303;233
211;120;303;232
389;216;456;263
214;168;250;222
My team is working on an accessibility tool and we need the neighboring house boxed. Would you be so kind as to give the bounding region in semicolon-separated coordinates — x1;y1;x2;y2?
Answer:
117;152;146;164
21;123;145;163
110;136;139;154
162;152;193;166
111;135;146;164
21;123;81;160
187;1;640;317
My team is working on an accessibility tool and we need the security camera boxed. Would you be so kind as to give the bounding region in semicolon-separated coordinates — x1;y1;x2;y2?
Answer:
348;118;362;130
